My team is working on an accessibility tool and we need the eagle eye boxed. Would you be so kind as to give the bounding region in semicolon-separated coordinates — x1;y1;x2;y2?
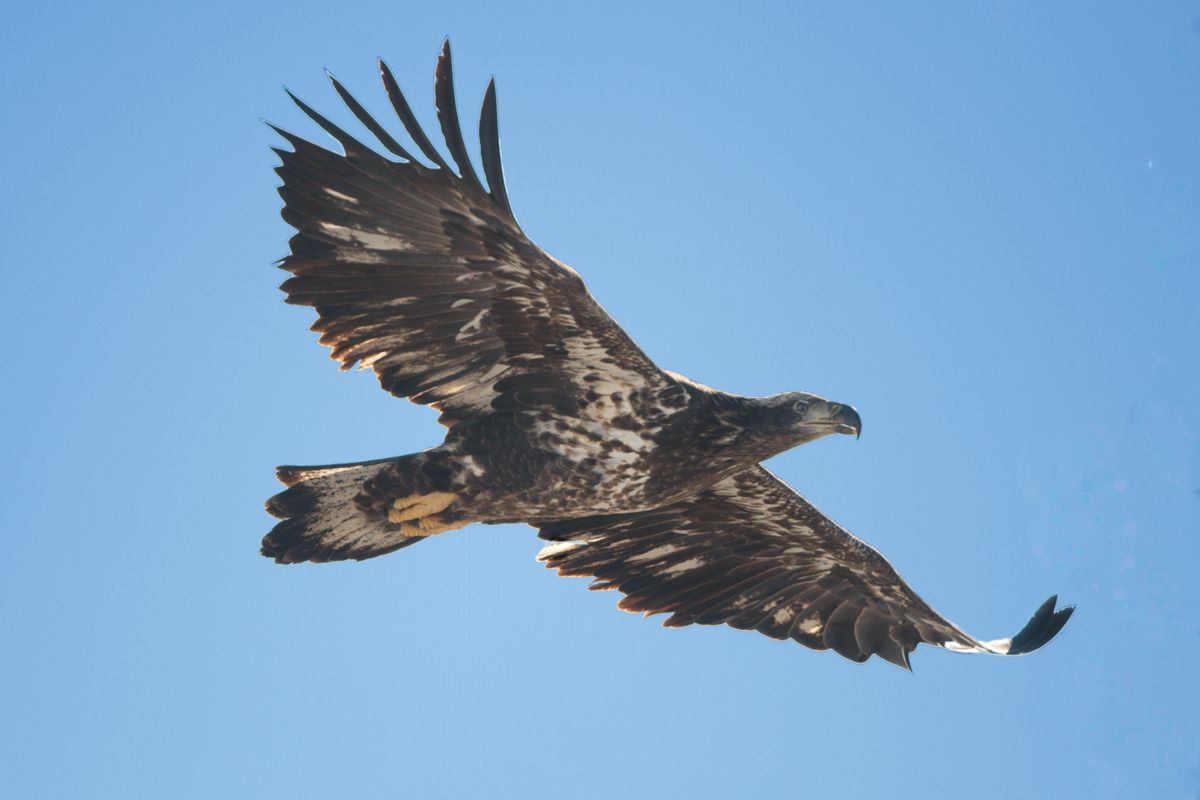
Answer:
793;400;810;416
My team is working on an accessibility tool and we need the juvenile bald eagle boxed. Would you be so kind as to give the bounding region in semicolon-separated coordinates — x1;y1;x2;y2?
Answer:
262;41;1073;670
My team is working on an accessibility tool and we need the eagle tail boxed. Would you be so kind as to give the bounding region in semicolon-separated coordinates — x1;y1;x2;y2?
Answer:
261;456;432;564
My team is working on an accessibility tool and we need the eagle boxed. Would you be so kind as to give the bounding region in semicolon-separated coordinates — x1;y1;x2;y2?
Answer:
262;41;1073;670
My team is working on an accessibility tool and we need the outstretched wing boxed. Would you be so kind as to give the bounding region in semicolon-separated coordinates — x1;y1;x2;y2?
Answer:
538;466;1073;670
270;41;673;426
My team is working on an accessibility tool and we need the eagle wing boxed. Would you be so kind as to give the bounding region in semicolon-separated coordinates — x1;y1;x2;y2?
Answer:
270;41;676;426
537;466;1073;670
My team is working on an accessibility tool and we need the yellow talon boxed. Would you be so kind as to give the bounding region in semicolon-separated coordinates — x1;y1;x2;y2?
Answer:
385;491;464;537
387;491;457;523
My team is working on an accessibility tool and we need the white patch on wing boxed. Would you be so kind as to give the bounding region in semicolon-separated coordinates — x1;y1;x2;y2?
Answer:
378;297;419;307
357;351;387;369
761;595;788;612
317;222;414;251
330;247;387;264
322;187;358;204
796;614;823;635
627;544;679;563
455;309;489;341
536;541;585;560
659;557;705;576
450;298;475;309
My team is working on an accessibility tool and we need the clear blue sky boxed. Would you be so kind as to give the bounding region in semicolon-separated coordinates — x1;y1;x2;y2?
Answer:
3;2;1199;798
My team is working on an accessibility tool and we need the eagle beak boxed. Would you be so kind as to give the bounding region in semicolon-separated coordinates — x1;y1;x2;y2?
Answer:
833;404;862;439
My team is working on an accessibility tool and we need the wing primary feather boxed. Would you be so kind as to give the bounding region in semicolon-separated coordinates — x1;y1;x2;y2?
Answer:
852;608;892;661
265;121;316;153
378;58;452;171
478;77;514;218
873;631;914;672
324;69;418;162
1006;595;1075;655
822;600;868;662
284;88;375;160
433;39;484;191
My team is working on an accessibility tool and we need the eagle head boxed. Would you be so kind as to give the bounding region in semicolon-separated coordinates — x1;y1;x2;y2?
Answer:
769;391;862;446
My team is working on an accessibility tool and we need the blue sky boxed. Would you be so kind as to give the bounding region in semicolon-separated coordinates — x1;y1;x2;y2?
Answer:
3;2;1199;798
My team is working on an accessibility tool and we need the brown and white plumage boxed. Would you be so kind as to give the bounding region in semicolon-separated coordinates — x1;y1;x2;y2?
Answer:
538;467;1072;670
262;41;1073;670
270;43;672;429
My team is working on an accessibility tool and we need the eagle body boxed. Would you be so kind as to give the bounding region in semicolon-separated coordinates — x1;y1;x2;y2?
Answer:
262;42;1073;671
353;381;857;528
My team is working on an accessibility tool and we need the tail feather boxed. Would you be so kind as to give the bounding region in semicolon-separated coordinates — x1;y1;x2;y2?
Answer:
262;458;425;564
274;457;400;488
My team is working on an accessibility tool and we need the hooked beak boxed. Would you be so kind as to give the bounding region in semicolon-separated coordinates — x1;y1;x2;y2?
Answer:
831;403;862;439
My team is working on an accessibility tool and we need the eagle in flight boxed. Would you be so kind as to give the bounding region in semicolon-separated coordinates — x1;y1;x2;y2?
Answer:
262;41;1073;670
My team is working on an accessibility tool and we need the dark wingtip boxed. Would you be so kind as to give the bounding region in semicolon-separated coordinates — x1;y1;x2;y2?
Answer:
1007;595;1075;655
478;75;515;219
433;37;483;189
325;64;417;162
874;647;914;673
378;54;451;171
263;120;306;152
281;83;376;158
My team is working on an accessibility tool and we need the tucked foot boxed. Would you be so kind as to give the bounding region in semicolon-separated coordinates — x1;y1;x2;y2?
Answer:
388;491;458;524
397;513;469;538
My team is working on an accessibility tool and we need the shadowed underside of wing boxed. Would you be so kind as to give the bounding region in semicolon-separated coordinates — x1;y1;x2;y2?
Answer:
538;466;1074;670
268;40;666;425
